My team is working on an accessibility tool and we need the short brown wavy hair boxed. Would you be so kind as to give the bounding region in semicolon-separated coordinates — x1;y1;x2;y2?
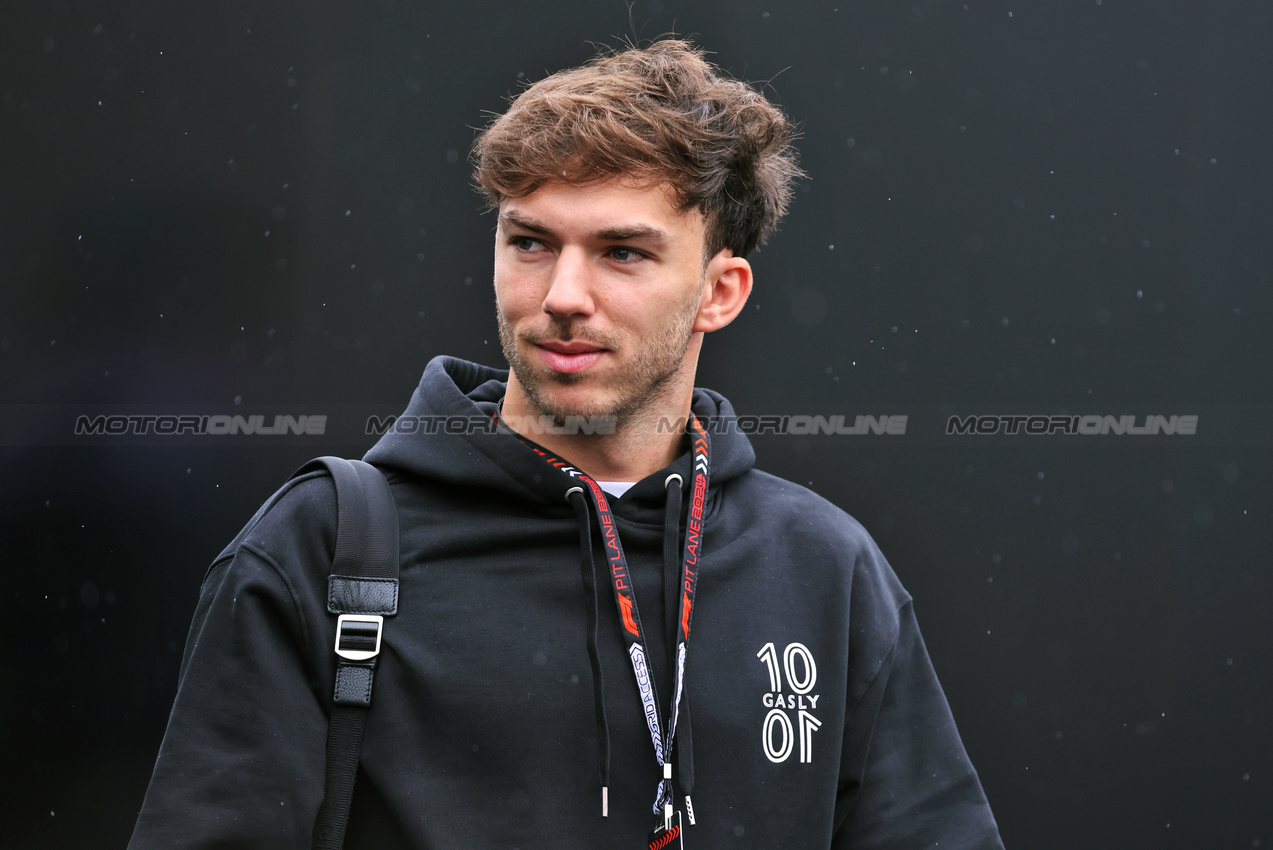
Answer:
471;39;802;258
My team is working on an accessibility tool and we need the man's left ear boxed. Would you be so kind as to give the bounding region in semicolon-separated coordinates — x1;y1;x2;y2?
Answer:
694;252;753;333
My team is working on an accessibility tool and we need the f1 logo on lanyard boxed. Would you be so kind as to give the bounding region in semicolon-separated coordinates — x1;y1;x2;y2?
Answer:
498;406;710;842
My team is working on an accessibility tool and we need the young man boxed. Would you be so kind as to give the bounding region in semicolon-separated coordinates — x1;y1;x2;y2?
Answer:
130;40;1003;849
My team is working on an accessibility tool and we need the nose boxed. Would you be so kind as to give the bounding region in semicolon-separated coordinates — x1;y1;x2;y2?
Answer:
541;247;595;318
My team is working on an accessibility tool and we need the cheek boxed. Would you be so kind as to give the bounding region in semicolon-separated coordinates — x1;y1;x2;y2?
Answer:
493;266;538;315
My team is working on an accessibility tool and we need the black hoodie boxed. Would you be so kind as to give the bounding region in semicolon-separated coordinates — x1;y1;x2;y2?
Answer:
129;356;1004;849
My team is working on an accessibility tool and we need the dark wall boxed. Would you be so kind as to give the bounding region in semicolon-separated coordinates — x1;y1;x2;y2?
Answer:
2;1;1270;847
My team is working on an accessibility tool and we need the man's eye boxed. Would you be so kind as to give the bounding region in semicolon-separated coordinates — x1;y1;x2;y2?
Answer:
609;247;644;263
511;236;542;251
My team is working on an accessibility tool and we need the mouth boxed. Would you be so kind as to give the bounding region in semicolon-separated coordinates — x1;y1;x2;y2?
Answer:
532;339;608;374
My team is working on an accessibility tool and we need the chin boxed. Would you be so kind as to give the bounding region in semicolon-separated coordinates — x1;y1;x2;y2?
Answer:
535;394;613;425
512;371;598;420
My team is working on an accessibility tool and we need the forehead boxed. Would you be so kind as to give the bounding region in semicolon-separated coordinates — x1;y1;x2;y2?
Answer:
497;178;704;243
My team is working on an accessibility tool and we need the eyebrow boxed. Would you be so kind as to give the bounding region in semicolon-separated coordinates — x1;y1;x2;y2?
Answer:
595;224;669;245
498;211;670;247
498;211;553;235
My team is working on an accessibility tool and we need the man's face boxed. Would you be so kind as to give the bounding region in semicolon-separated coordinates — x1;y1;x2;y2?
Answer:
494;179;712;426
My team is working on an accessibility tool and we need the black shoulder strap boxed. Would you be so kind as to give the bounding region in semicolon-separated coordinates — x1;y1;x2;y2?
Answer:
294;457;399;850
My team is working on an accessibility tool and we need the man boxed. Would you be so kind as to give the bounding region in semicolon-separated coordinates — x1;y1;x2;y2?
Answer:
130;40;1003;849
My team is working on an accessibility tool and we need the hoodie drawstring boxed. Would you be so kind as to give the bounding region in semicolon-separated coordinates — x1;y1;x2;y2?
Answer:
566;486;611;817
567;475;697;825
661;474;695;814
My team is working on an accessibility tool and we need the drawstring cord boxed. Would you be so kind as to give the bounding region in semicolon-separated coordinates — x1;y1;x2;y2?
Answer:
568;474;697;825
566;486;611;817
662;475;683;653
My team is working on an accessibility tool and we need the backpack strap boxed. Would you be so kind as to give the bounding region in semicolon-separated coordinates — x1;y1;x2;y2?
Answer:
295;457;399;850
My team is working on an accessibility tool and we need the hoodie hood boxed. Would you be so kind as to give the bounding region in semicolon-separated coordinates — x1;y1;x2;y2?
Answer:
365;355;756;820
364;355;757;524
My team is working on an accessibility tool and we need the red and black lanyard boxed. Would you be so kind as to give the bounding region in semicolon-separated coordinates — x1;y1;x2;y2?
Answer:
499;409;711;831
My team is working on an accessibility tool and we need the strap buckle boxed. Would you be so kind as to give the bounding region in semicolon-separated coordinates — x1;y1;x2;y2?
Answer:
334;614;383;662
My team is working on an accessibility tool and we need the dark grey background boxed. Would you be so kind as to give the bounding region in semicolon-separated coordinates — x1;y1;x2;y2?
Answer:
2;0;1270;847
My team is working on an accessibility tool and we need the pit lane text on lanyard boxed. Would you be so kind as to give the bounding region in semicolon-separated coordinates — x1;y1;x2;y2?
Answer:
507;412;710;845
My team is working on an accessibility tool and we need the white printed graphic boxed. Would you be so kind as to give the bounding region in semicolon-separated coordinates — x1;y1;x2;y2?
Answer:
757;642;821;764
757;642;783;692
797;711;822;763
783;642;817;694
762;709;793;762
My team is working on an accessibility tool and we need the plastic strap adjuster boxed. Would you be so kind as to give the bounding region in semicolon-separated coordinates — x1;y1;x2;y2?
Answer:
334;614;383;662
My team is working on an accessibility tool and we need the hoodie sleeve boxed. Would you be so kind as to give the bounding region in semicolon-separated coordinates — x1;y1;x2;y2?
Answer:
128;481;336;849
832;587;1004;850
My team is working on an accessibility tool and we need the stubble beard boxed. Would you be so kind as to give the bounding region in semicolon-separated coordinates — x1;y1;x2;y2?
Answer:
496;294;699;433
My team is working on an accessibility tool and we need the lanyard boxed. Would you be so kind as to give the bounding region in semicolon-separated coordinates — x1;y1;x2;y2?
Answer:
498;409;711;825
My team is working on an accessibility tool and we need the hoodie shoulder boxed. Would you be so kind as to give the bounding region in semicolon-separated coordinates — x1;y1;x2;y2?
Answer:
209;470;339;587
732;469;895;559
720;468;912;612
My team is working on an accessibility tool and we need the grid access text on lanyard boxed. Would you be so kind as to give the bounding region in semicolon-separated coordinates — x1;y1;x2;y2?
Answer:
571;415;709;829
505;412;710;829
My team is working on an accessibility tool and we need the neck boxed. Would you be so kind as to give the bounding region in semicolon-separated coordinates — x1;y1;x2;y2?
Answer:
500;386;693;483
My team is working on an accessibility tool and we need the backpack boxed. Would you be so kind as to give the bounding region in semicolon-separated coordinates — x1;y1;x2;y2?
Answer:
285;457;400;850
